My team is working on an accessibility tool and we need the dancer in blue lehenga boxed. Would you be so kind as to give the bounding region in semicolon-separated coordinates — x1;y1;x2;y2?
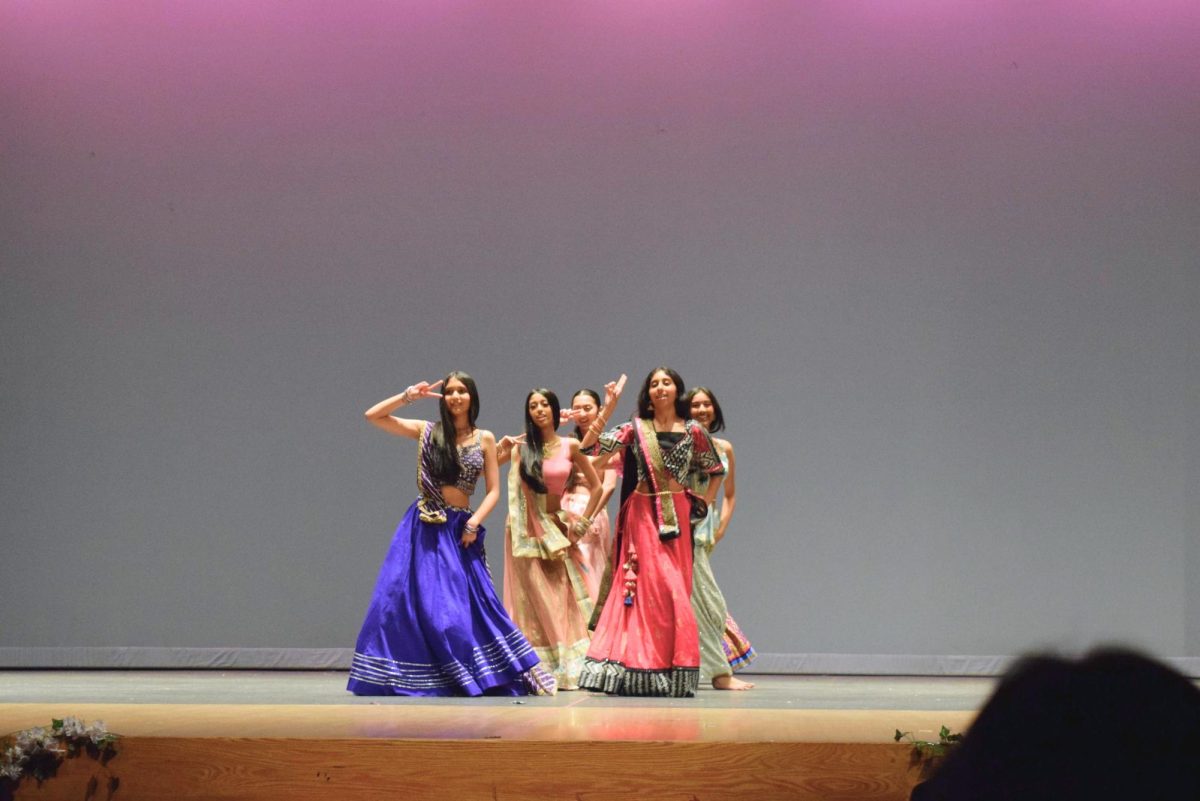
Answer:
347;372;555;696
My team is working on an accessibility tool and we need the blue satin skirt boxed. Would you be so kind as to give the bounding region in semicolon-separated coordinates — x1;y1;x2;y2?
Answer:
347;501;546;696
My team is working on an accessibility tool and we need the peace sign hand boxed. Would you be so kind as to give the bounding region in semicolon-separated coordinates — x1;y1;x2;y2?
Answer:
560;408;579;425
603;374;627;408
404;379;444;403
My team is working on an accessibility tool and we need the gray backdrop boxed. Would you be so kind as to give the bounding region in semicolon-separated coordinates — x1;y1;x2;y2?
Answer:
2;0;1198;674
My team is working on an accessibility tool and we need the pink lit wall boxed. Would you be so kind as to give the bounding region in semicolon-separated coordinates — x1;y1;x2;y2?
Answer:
2;1;1198;670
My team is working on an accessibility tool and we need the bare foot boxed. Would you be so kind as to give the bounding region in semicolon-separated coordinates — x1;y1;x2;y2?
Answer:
712;674;755;691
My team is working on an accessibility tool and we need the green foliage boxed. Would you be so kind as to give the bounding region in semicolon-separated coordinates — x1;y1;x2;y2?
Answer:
894;725;964;778
894;724;963;756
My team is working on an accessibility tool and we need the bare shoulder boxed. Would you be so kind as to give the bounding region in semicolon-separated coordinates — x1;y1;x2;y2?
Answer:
716;437;733;456
478;429;497;445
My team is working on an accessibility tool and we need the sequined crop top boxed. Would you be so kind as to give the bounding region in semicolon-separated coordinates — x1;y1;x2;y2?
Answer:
455;433;484;493
419;421;483;496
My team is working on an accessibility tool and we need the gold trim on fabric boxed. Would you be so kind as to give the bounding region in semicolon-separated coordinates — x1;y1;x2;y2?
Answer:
507;444;572;559
532;637;591;689
637;419;678;536
416;422;448;524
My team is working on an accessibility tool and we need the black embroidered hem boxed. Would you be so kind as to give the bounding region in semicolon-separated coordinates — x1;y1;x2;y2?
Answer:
578;658;699;697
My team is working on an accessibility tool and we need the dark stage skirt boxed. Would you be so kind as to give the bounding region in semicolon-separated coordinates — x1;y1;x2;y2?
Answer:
347;501;555;697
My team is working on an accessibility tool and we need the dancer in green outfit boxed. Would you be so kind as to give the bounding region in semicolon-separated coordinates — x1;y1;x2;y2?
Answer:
686;386;756;690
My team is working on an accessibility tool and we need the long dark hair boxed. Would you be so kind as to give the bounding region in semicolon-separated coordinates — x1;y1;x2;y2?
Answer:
570;388;602;441
684;386;725;433
519;388;560;493
636;366;689;419
426;371;480;485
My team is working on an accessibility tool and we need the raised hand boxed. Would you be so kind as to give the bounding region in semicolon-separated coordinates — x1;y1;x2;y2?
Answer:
405;379;444;402
365;381;447;434
559;408;579;426
603;374;627;408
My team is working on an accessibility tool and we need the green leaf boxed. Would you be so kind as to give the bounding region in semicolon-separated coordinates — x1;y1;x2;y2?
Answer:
893;722;965;772
51;719;64;730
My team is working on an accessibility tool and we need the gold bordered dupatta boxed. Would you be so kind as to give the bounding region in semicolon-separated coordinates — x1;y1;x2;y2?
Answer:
506;444;573;560
506;444;595;621
416;421;449;524
634;418;682;540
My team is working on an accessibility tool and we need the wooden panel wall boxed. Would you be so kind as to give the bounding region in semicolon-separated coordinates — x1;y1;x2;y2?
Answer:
16;738;923;801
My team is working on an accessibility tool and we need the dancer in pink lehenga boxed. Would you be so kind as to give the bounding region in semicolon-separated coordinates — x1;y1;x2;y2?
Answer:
499;388;605;689
561;388;620;606
577;368;725;697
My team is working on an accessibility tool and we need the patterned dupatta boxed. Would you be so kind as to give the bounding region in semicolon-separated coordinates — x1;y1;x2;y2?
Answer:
416;421;449;524
633;419;682;541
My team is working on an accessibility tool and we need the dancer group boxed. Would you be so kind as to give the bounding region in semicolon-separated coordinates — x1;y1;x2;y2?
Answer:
347;367;755;698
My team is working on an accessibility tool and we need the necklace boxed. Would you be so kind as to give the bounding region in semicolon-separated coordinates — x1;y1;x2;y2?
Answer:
541;436;560;458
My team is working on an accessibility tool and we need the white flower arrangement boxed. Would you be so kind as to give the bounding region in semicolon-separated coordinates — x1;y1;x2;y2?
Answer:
0;717;118;800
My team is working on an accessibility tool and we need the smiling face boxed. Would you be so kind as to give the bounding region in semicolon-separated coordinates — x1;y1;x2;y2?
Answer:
443;377;471;419
636;367;686;419
648;370;678;411
571;392;599;429
689;390;715;429
527;392;556;433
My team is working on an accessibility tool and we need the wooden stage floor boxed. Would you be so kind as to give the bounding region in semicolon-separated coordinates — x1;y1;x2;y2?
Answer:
0;672;989;801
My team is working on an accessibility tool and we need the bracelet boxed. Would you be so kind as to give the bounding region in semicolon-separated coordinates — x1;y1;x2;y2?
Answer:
588;420;604;436
464;522;479;533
